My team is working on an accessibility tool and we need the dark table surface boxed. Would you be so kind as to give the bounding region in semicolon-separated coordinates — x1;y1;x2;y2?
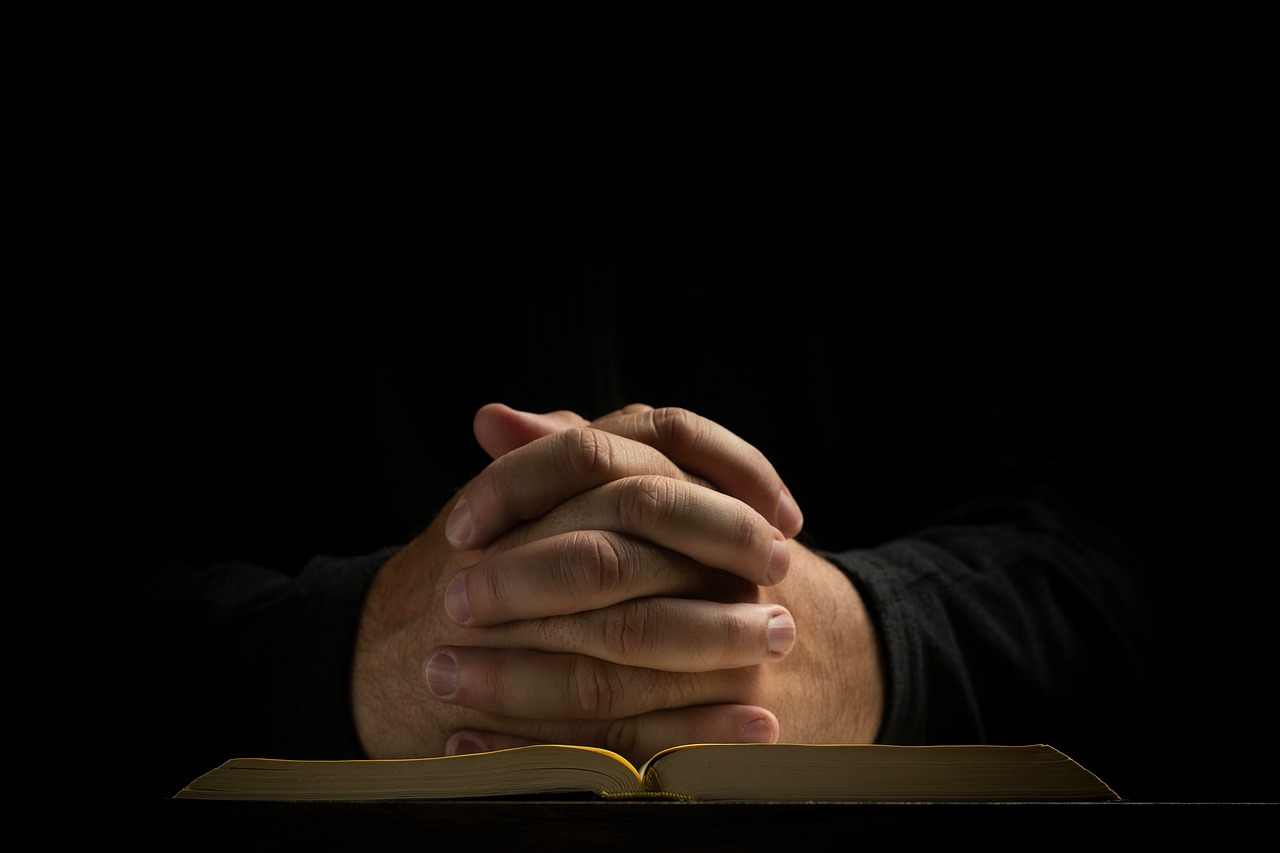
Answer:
24;798;1276;851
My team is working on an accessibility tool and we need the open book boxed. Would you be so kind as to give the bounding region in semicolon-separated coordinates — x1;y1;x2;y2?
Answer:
173;743;1120;803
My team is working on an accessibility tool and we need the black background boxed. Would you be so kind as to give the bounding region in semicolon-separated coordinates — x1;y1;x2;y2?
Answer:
19;94;1274;806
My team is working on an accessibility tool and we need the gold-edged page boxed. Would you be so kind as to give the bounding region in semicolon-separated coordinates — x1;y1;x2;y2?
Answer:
645;743;1120;803
174;744;644;801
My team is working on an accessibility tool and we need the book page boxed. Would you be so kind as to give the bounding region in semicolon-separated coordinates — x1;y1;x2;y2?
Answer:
644;743;1120;803
175;745;646;801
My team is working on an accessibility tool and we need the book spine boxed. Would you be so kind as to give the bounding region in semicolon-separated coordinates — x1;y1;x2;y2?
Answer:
597;790;696;802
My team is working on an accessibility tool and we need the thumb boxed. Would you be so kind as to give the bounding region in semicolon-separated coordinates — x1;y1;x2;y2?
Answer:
472;402;591;459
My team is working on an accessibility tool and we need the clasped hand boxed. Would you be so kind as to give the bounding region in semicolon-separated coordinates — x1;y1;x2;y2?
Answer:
352;403;883;766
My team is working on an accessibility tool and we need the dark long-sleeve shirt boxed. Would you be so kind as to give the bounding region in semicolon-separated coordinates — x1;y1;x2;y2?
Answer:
101;224;1213;801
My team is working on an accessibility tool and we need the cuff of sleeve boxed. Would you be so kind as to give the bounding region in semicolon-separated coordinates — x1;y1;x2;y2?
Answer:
294;546;401;759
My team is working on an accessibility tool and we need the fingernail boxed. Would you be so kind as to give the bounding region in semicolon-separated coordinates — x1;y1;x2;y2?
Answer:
449;736;484;756
766;536;790;585
767;611;795;655
445;497;473;546
445;574;471;624
739;717;776;743
425;652;458;697
775;488;803;536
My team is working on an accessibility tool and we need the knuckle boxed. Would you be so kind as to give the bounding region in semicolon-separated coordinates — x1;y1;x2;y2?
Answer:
567;655;627;718
714;607;757;667
601;601;653;664
468;653;506;709
553;530;625;598
478;563;521;610
616;474;677;529
482;454;517;510
728;504;760;552
560;427;616;480
603;717;644;763
649;406;715;460
648;406;699;448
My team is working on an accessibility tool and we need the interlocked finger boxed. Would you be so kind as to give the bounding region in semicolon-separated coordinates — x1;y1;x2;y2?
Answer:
460;596;795;670
445;529;759;627
424;646;769;720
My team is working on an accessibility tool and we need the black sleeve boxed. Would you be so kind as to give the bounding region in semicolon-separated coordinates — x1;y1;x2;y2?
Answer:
825;490;1157;752
121;547;399;799
808;359;1166;792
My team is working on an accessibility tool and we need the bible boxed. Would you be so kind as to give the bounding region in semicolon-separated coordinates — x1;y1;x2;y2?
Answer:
173;742;1121;802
